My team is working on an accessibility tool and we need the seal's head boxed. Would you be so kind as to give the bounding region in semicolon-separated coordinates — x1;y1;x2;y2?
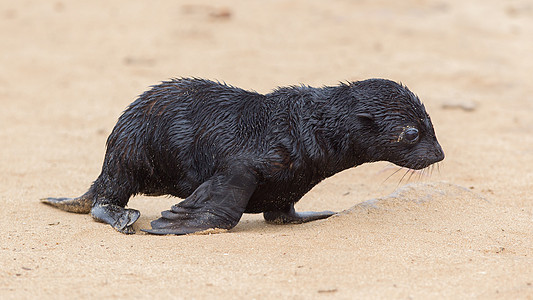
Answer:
350;79;444;170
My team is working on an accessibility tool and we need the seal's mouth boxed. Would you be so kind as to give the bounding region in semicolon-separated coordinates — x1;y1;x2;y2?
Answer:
393;142;445;170
405;158;441;170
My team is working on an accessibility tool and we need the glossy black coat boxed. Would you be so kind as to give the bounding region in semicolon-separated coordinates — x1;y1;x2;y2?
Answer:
43;78;444;234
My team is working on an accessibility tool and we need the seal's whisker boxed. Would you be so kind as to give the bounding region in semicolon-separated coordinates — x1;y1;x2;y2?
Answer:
407;168;416;182
418;168;424;181
398;168;411;187
419;167;427;181
377;163;398;175
382;166;405;184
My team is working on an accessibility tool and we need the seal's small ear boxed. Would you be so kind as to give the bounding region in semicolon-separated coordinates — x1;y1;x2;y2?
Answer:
356;113;374;121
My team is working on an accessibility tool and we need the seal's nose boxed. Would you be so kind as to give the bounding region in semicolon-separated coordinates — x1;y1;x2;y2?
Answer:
434;143;445;162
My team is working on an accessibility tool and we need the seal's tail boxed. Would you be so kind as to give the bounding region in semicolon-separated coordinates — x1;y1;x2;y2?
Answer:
41;190;93;214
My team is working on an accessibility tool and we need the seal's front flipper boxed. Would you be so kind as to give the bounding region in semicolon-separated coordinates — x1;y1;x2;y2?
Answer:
91;204;140;234
264;204;335;224
143;166;257;235
40;192;93;214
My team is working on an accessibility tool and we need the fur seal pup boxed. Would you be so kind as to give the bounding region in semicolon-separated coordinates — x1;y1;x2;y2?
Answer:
42;78;444;235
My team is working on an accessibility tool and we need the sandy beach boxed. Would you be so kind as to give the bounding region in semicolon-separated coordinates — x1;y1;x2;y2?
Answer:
1;0;532;298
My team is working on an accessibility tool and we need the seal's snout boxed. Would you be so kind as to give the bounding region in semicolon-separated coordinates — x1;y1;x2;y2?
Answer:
431;142;445;163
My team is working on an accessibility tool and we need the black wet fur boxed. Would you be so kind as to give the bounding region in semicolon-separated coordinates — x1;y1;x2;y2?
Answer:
42;78;444;235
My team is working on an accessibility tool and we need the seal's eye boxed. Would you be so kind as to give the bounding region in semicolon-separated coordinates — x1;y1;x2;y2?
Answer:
401;127;419;144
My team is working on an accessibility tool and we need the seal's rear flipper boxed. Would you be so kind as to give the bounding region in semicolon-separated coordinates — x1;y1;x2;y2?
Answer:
264;204;335;224
40;192;93;214
143;166;257;236
91;204;140;235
